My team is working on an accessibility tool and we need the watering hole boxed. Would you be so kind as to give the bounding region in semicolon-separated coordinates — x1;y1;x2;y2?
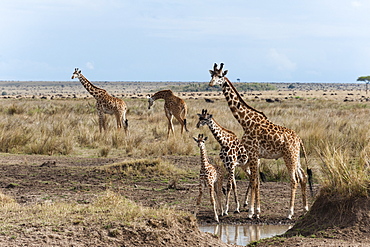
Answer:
199;224;292;245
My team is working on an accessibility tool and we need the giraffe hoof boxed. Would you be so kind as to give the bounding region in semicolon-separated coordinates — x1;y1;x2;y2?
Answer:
234;210;240;214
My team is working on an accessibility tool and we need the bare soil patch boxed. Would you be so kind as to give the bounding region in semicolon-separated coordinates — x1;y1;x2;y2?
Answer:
1;154;368;246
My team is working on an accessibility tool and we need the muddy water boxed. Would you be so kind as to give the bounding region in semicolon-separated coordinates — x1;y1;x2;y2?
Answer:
199;224;292;245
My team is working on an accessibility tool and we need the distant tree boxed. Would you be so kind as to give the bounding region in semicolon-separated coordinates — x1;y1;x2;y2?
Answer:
357;76;370;94
237;78;240;83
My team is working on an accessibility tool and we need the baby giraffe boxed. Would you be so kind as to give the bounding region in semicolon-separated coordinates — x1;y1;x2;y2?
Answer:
197;109;250;215
193;134;224;223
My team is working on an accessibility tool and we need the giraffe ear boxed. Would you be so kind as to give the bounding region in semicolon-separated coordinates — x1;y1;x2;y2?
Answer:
223;70;228;76
209;70;214;75
209;114;213;118
193;137;198;142
204;137;208;141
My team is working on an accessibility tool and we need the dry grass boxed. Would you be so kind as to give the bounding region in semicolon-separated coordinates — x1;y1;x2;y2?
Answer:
316;142;370;198
0;190;192;236
0;92;369;189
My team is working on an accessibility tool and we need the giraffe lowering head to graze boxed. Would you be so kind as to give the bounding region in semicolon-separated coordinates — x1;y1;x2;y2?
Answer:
196;109;250;216
193;134;224;223
71;68;128;133
147;90;188;138
209;63;312;220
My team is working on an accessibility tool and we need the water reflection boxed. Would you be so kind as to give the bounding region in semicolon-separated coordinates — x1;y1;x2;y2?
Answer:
199;224;292;245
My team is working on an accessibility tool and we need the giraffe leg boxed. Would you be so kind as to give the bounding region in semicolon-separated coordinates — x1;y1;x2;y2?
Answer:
298;167;309;212
165;112;174;138
242;165;251;208
243;181;250;208
232;178;240;214
285;155;300;220
179;108;189;133
231;166;240;214
215;178;224;218
220;152;233;215
174;115;186;135
209;185;219;223
114;112;122;129
248;159;259;219
255;171;261;219
288;178;298;220
223;173;232;216
98;110;106;132
255;159;261;219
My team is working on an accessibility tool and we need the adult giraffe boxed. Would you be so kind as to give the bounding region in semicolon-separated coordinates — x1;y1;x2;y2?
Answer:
147;90;189;138
209;63;311;219
71;68;128;133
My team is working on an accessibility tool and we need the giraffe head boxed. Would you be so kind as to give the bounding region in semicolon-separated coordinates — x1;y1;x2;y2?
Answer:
209;63;228;87
147;94;155;109
196;109;212;128
71;68;81;79
193;134;208;147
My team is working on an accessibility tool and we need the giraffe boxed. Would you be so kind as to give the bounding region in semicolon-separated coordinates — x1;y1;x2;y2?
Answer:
193;134;224;223
147;90;189;137
71;68;128;133
196;109;250;216
209;63;312;220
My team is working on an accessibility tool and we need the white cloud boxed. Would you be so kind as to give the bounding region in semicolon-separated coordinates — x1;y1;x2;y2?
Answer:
268;49;296;72
86;62;94;70
351;1;362;7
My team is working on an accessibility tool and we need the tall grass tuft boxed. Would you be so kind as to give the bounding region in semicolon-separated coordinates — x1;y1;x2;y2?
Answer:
316;142;370;198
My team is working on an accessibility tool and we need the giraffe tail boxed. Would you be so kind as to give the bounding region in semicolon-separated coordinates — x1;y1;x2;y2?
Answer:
222;186;226;196
307;168;313;196
184;119;189;132
300;139;313;196
123;119;129;133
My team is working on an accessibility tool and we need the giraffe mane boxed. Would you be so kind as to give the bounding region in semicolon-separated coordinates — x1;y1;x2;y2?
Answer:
224;77;267;119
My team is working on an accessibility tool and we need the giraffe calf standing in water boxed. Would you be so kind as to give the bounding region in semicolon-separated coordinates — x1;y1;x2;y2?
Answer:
193;134;224;223
147;90;188;138
196;109;250;216
71;68;128;133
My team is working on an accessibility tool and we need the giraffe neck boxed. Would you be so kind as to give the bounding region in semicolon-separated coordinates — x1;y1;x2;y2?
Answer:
199;143;213;170
151;90;173;101
222;77;267;128
207;118;231;147
78;74;105;99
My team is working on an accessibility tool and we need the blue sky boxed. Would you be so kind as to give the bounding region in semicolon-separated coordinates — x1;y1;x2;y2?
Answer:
1;0;370;82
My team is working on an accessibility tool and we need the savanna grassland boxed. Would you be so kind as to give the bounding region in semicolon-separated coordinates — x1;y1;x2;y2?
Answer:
0;80;369;246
